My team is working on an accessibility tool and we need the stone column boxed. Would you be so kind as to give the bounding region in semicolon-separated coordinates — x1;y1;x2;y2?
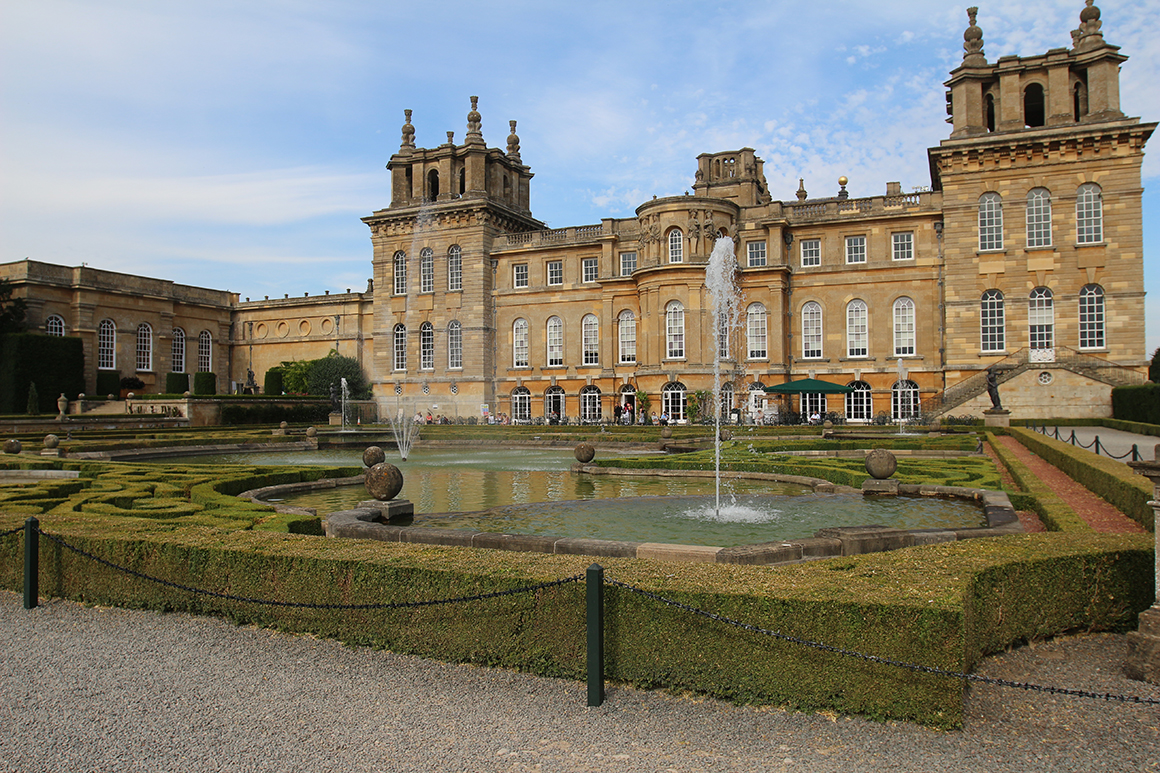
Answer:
1126;444;1160;684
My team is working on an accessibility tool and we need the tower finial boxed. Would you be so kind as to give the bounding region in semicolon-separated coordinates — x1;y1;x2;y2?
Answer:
400;109;415;151
796;178;808;201
962;7;986;67
1074;1;1105;51
466;96;484;144
506;120;521;162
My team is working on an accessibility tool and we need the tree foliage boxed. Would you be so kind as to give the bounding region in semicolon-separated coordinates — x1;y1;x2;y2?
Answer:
1150;347;1159;383
279;351;369;398
0;279;28;334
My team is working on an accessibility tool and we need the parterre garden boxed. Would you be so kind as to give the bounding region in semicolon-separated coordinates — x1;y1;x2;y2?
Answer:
0;421;1154;728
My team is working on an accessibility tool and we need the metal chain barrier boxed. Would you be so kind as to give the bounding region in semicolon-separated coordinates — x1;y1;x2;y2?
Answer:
1032;426;1142;462
37;528;583;610
0;526;24;539
606;577;1160;707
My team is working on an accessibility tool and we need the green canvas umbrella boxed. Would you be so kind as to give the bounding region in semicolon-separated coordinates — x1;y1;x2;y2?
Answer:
763;378;853;394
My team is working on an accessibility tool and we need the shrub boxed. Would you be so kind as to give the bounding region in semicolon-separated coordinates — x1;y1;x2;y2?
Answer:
25;381;39;414
263;367;283;396
166;373;190;394
0;332;85;413
219;402;330;425
120;376;145;391
1111;383;1160;425
95;370;121;397
193;372;217;396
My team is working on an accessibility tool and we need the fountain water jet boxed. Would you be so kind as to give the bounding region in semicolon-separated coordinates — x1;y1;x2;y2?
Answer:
388;408;420;461
705;237;744;517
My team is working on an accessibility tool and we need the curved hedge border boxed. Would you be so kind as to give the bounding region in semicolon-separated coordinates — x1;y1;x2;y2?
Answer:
0;520;1149;729
1009;428;1154;531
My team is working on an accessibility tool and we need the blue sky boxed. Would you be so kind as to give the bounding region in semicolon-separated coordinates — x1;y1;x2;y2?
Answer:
2;0;1157;354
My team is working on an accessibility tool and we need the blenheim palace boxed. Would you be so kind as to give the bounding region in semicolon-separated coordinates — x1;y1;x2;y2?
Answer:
2;4;1152;422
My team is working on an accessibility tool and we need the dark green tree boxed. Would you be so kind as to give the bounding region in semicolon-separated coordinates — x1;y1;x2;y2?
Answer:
0;278;28;334
306;351;368;398
1150;347;1160;383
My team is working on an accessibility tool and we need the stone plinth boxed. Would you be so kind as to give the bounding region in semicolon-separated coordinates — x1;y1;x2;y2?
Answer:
355;499;415;524
1126;451;1160;684
983;408;1011;428
328;412;343;426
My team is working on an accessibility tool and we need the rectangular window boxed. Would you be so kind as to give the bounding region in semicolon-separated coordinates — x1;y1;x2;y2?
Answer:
800;239;820;267
747;241;767;268
547;261;563;286
892;232;913;261
513;264;528;288
619;251;637;276
845;235;866;264
582;257;598;283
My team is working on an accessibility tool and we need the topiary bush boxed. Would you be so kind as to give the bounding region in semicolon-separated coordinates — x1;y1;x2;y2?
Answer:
263;367;283;396
193;371;216;396
95;370;120;397
1112;383;1160;425
166;372;190;394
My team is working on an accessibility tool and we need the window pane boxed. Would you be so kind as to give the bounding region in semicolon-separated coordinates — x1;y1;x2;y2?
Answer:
980;290;1005;352
619;251;637;276
666;302;684;359
801;239;820;267
1026;188;1052;248
448;321;462;368
668;230;683;263
747;241;766;268
845;236;866;264
893;298;915;356
846;300;867;357
747;304;767;359
802;302;822;358
513;319;528;367
892;232;913;261
582;314;599;365
448;246;462;291
420;248;434;293
979;193;1003;251
1079;285;1105;349
136;323;152;372
1076;184;1103;244
618;310;636;363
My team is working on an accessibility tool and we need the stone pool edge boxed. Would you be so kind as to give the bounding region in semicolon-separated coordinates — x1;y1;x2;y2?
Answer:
282;474;1022;566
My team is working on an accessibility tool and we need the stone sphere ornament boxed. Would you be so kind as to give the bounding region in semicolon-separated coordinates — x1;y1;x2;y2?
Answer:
305;426;318;438
574;443;595;463
280;421;289;430
3;439;22;455
43;434;59;449
865;448;898;480
363;445;386;467
365;462;404;501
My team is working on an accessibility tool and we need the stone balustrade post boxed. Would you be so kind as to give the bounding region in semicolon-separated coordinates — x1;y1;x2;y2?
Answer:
1126;444;1160;684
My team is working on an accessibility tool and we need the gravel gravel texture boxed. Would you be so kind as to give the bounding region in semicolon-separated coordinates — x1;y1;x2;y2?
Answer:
1;591;1157;772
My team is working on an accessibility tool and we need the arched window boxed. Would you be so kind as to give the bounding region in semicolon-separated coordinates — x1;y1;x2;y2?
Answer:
419;322;434;370
393;251;407;295
544;385;565;420
580;385;602;423
1073;81;1088;122
1023;83;1045;127
197;330;212;372
747;382;766;421
846;300;868;358
618;310;636;364
845;381;873;423
546;316;563;367
801;302;822;359
171;327;186;373
45;315;65;336
511;386;531;423
393;324;407;371
662;382;686;422
447;245;463;291
985;92;996;132
668;229;684;263
980;290;1005;352
717;310;730;361
891;380;919;421
1076;184;1103;244
582;314;599;366
447;320;462;369
426;169;439;200
1026;188;1052;248
747;303;767;360
513;319;529;368
665;301;684;359
801;392;827;418
98;319;116;370
1078;284;1105;350
420;248;434;293
1029;287;1054;359
136;323;153;372
893;297;915;356
720;382;735;420
979;193;1003;251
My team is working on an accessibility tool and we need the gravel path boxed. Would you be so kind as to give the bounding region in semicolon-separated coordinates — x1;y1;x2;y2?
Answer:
996;435;1145;533
2;592;1157;772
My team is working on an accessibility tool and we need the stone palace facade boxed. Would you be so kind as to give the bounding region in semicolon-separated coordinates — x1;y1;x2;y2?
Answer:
2;3;1152;422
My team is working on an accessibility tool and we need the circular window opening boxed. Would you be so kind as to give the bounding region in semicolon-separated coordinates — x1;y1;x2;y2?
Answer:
394;384;402;395
1037;371;1054;385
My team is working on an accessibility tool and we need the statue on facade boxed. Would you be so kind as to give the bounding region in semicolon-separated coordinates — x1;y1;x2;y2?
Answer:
330;383;340;413
986;368;1002;410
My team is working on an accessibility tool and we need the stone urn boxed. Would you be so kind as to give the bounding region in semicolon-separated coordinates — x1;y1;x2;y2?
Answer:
56;393;68;420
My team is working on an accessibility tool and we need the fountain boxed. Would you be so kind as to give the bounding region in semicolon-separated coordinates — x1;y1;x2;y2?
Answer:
388;408;420;461
705;237;744;517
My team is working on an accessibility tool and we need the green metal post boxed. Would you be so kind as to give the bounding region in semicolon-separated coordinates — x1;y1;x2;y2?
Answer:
586;563;604;707
24;517;38;610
